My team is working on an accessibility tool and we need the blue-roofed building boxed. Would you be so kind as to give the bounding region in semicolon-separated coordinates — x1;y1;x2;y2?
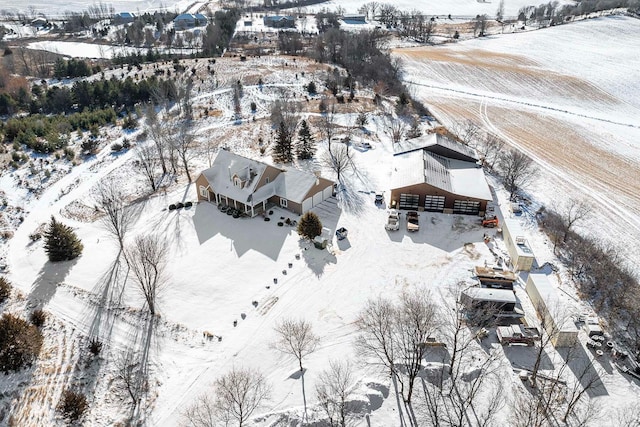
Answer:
113;12;136;24
174;13;209;30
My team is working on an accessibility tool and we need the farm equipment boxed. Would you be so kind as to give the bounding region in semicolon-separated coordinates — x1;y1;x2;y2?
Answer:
482;215;499;228
497;325;540;346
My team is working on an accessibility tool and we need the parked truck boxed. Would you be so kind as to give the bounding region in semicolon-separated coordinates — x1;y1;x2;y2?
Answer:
385;210;400;231
406;211;419;232
497;324;540;346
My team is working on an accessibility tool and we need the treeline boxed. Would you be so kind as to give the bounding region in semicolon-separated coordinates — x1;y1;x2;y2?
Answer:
53;58;98;79
306;28;405;96
2;108;118;153
0;75;177;116
519;0;640;24
538;208;640;357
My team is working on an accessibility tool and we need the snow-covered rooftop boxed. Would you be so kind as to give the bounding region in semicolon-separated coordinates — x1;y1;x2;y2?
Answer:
391;149;492;200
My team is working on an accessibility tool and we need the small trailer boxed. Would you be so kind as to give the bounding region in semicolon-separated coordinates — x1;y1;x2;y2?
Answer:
497;324;540;346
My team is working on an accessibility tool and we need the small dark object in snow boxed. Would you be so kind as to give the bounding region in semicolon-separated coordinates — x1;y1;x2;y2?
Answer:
282;270;287;275
295;254;300;260
252;301;259;307
336;227;348;240
266;285;271;289
273;278;278;284
264;217;270;221
176;202;184;209
269;210;274;215
241;313;246;320
169;204;177;210
277;222;284;226
288;263;293;268
233;320;238;327
185;201;193;208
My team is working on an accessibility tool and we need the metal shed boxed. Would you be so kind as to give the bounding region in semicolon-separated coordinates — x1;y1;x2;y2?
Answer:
502;218;536;271
526;274;578;348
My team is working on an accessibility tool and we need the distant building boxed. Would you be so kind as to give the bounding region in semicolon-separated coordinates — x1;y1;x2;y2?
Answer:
341;14;367;24
113;12;135;25
30;17;48;27
174;13;209;30
263;15;296;28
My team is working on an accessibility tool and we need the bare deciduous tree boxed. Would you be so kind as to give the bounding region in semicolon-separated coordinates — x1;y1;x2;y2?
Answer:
322;144;354;184
135;144;161;192
114;349;146;407
498;148;538;200
94;179;137;251
215;367;271;427
171;121;197;182
184;367;271;427
145;107;169;174
384;115;407;144
316;360;357;427
475;132;504;169
355;290;438;405
126;234;168;315
272;318;320;372
557;198;591;243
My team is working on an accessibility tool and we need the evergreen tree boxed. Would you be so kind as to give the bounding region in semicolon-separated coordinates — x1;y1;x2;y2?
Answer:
0;314;43;373
44;216;84;262
0;277;11;304
297;212;323;240
296;120;316;160
273;120;293;163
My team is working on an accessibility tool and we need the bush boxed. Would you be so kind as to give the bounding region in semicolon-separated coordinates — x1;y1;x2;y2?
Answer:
29;232;42;241
122;138;131;149
250;101;257;112
307;81;317;95
89;337;103;356
0;277;11;304
30;309;47;327
297;212;322;240
0;314;43;373
44;216;84;262
59;389;88;422
111;143;123;152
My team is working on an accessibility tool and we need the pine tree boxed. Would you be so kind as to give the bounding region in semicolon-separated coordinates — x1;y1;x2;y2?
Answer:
296;120;316;160
273;121;293;163
44;216;84;262
0;313;43;373
297;212;323;240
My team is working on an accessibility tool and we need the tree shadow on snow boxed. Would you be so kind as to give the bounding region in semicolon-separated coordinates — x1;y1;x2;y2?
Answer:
299;239;337;278
27;257;78;309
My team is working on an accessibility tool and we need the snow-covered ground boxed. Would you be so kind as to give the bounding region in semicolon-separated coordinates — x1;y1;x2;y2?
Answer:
2;16;640;426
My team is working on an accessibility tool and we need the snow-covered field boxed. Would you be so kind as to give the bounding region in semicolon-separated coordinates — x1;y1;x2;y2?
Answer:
287;0;576;18
394;15;640;275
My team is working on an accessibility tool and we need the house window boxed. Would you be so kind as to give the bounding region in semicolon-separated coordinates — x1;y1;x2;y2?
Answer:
199;186;208;198
234;177;243;188
265;177;270;183
280;198;288;208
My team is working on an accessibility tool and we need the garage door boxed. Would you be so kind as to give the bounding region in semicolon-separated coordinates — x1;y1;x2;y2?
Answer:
424;195;445;212
453;200;480;215
322;185;333;200
312;191;323;206
302;197;312;213
399;194;419;210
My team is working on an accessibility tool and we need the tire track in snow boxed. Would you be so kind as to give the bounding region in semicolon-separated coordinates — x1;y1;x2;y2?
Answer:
404;79;640;129
477;97;640;239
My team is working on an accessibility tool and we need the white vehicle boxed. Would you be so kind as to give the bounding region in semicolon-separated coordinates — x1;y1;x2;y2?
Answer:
385;210;400;231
